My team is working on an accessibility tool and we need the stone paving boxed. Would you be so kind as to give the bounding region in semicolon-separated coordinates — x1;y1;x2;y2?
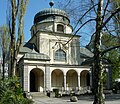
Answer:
33;94;120;104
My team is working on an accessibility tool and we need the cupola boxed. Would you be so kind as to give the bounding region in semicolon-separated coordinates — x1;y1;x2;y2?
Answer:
30;1;73;36
34;8;70;25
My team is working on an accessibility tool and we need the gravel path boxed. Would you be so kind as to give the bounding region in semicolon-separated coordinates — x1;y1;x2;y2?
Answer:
33;94;120;104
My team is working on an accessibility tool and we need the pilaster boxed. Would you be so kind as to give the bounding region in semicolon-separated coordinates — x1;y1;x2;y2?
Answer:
24;65;28;92
78;75;80;90
64;75;66;91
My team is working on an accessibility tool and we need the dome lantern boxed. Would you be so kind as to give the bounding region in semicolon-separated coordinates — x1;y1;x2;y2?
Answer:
49;0;54;8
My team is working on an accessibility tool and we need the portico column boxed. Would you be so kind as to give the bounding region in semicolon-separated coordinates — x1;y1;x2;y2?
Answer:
89;69;92;87
106;65;112;89
78;75;80;90
64;75;66;91
45;65;51;91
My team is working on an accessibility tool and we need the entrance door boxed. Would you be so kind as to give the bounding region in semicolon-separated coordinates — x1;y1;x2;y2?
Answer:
30;68;44;92
87;73;90;86
30;71;36;92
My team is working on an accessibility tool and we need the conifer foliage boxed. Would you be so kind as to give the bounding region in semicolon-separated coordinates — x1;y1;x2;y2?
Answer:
0;77;33;104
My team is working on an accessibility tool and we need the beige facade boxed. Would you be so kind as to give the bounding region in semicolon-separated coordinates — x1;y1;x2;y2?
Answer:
18;61;91;94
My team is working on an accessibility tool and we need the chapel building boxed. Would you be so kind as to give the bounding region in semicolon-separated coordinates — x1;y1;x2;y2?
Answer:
17;2;111;94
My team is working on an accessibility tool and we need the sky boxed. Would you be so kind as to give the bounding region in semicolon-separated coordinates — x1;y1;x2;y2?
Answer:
0;0;59;42
0;0;90;46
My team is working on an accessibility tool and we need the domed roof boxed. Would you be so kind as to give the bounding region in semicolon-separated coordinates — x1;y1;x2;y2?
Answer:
34;8;70;24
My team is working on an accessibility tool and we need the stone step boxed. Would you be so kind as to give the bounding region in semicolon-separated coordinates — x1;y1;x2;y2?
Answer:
29;92;48;98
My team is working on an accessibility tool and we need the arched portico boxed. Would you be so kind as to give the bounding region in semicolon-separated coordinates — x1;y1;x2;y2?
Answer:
30;68;44;92
51;69;64;91
80;70;90;87
66;70;78;91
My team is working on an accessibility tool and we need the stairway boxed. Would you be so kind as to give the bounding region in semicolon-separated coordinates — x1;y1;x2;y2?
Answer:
29;92;48;98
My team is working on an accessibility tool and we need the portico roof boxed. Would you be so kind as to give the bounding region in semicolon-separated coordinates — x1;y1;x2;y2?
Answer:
20;42;50;61
23;52;50;61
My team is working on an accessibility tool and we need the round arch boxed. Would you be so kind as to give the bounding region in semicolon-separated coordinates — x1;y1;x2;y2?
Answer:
30;68;44;92
51;69;64;91
80;70;90;87
66;69;78;91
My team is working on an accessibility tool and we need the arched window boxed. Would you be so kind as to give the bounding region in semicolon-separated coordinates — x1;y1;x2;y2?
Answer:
55;49;66;61
57;24;64;33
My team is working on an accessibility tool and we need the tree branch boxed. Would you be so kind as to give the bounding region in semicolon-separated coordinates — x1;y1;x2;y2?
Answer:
15;0;19;17
65;19;96;45
64;0;71;8
101;45;120;56
104;25;113;36
90;0;97;14
101;7;120;30
102;0;110;22
89;7;120;43
75;19;96;35
73;4;98;31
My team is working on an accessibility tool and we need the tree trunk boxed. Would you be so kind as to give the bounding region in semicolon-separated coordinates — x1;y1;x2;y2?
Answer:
93;0;105;104
2;51;5;80
10;0;16;76
9;0;29;76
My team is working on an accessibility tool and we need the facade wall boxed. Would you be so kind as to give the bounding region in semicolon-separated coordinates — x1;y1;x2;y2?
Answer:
36;32;80;65
30;22;72;37
22;60;91;93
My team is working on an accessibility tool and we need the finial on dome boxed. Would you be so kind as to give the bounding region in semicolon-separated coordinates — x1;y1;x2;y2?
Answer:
49;0;54;8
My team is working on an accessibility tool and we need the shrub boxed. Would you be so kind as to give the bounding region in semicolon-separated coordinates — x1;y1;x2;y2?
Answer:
0;76;33;104
53;89;59;97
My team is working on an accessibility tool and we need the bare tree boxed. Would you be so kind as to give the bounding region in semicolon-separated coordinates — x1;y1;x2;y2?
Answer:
57;0;120;104
0;26;10;79
112;0;120;43
8;0;29;76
